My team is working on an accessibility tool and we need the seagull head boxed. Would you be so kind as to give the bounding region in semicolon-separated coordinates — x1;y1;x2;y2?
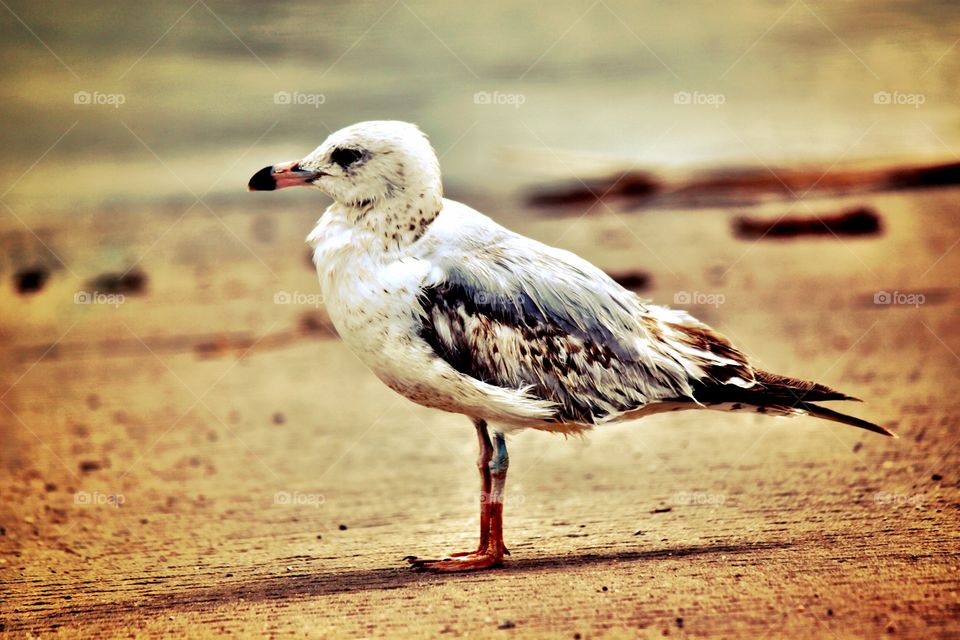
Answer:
248;120;442;210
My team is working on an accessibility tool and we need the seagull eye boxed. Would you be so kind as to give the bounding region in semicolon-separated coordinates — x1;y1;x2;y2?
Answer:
330;147;365;169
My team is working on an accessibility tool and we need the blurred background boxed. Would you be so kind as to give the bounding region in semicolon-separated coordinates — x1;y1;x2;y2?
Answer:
2;1;958;637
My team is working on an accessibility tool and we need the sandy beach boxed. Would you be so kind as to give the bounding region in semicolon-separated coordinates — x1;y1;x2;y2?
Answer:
3;182;959;637
2;1;959;637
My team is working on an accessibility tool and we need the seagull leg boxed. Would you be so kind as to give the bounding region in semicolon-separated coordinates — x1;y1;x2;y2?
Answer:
485;430;509;560
451;418;493;556
407;420;508;572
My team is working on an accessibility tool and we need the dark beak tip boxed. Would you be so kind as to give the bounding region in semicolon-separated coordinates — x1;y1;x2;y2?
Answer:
248;165;277;191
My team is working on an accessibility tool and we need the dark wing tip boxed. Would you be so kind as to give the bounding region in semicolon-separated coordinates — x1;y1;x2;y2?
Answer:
754;370;858;403
801;402;896;438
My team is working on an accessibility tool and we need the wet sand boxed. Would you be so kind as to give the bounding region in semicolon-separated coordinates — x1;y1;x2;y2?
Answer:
1;182;958;638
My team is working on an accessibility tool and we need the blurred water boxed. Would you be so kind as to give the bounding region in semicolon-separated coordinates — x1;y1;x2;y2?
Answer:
1;0;958;214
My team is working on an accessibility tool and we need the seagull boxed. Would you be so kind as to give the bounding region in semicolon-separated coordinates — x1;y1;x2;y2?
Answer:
248;120;894;572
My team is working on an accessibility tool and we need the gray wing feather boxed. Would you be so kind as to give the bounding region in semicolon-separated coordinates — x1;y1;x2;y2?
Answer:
415;234;754;425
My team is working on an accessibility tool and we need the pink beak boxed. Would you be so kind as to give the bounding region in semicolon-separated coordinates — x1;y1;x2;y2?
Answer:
247;160;323;191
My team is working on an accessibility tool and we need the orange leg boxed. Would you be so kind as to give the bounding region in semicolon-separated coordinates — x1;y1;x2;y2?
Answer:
451;420;493;556
407;420;508;572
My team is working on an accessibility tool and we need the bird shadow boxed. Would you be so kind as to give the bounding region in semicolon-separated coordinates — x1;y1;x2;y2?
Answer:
16;540;791;632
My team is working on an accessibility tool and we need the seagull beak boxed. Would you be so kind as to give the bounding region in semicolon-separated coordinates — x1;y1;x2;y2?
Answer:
247;160;323;191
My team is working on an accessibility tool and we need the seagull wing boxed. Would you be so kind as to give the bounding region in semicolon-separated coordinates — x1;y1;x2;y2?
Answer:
415;224;754;426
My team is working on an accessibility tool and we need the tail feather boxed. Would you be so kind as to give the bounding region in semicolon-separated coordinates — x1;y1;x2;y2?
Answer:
753;370;859;403
691;369;895;437
794;401;896;438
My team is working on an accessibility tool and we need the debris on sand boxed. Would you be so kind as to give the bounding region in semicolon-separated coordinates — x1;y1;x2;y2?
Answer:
886;161;960;190
14;266;49;295
194;336;256;359
193;321;336;360
676;161;960;204
733;206;881;240
299;311;336;336
527;160;960;213
89;269;148;295
79;460;103;473
650;507;672;514
527;171;660;208
497;620;516;630
272;412;286;425
610;270;651;292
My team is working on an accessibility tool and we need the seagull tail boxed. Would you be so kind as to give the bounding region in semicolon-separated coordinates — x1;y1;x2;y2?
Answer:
748;370;896;437
693;370;896;437
795;401;896;438
751;370;859;403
